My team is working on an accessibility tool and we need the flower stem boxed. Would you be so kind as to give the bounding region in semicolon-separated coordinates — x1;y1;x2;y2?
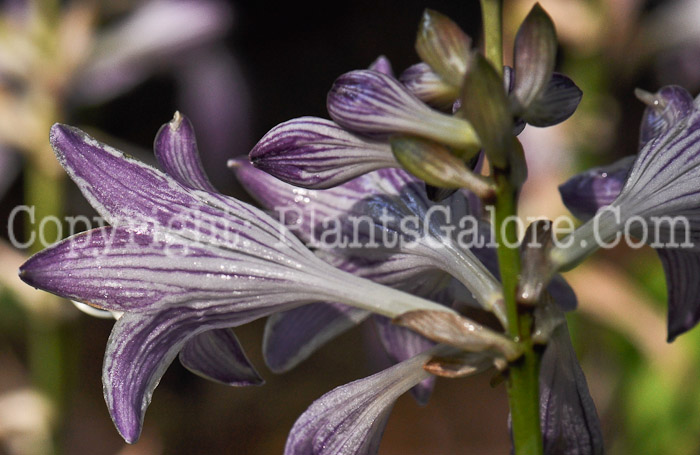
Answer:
25;155;71;455
481;0;504;76
493;172;543;455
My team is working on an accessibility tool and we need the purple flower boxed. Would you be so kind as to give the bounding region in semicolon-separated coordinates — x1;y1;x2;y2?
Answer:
553;85;700;340
18;115;460;443
285;347;495;455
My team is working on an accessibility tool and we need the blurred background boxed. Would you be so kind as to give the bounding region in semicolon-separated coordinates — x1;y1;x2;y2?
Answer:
1;0;700;453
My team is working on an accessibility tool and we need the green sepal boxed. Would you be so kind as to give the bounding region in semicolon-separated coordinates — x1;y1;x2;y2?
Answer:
415;9;471;89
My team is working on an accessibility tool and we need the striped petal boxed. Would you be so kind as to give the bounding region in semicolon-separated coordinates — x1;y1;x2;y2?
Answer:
18;226;323;313
263;252;450;374
539;322;604;455
231;159;414;245
104;306;274;443
234;160;503;318
327;70;479;153
558;156;634;221
284;352;433;455
154;111;216;192
179;328;263;386
399;62;458;110
248;117;397;189
657;248;700;341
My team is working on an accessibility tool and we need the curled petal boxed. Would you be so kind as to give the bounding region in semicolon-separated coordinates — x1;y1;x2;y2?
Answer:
327;70;479;154
284;352;433;455
103;306;272;443
154;111;216;192
523;73;582;127
636;85;694;149
657;248;700;341
558;156;634;221
540;322;604;454
248;117;397;189
179;328;264;386
400;62;459;110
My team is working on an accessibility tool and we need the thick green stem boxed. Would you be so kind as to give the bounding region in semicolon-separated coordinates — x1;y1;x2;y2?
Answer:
481;0;504;76
493;172;543;455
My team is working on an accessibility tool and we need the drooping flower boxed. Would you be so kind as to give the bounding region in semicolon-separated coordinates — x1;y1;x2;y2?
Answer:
18;116;471;443
546;85;700;340
284;347;495;455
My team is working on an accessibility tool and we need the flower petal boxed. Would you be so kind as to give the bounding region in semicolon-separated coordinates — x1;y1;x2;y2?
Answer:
154;111;216;192
656;248;700;341
372;317;435;404
399;62;459;110
263;251;450;373
179;328;264;386
539;322;604;455
248;117;397;189
558;156;634;221
284;352;433;455
522;73;582;127
636;85;694;150
231;160;417;244
18;226;321;313
103;306;270;443
264;302;370;373
327;70;479;154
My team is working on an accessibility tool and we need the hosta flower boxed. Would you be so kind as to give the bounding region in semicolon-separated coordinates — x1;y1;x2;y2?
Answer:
232;158;505;402
231;153;578;406
285;347;495;455
549;85;700;340
18;115;466;443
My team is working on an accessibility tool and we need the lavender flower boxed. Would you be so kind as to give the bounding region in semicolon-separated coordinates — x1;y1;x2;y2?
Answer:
548;85;700;340
19;116;471;443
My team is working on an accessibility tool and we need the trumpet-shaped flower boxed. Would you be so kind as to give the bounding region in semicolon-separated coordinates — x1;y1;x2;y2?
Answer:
553;85;700;340
19;116;463;443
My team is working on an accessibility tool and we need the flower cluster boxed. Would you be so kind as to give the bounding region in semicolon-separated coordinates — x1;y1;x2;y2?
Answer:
20;3;700;455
